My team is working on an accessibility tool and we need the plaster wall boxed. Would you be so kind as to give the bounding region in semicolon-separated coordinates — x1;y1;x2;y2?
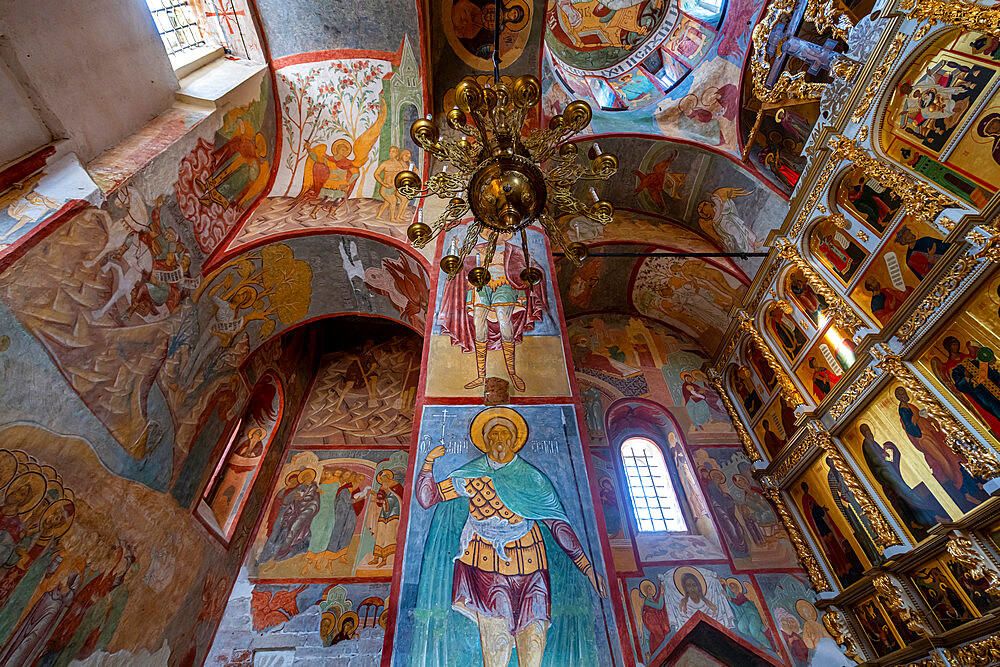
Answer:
0;57;51;165
0;0;178;164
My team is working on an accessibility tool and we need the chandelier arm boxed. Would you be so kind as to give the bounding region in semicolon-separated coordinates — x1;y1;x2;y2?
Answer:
428;199;470;239
481;228;500;271
537;213;582;267
520;228;531;267
458;219;484;260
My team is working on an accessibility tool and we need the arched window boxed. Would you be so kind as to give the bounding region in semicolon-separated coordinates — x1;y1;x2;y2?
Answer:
620;437;685;532
199;373;283;539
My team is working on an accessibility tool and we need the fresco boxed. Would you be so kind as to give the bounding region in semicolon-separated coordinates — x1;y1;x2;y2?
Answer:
691;446;797;569
393;405;622;665
228;40;424;253
632;256;746;356
567;313;731;439
573;138;785;263
755;573;851;667
788;457;883;589
209;581;391;665
177;74;276;256
425;224;569;397
0;155;101;256
250;448;407;580
296;335;421;446
840;379;989;542
443;0;532;70
879;29;1000;207
916;267;1000;450
204;373;284;538
625;564;779;663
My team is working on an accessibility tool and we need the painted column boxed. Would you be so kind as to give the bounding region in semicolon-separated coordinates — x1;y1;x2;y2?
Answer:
384;220;629;665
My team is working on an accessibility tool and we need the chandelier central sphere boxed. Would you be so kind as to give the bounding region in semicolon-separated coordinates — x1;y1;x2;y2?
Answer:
394;72;618;290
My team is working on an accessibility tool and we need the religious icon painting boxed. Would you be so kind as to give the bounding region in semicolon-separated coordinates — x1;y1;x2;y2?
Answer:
785;268;829;327
835;167;904;238
765;305;809;363
916;267;1000;450
848;217;952;327
850;596;902;657
793;326;854;404
442;0;532;71
808;218;868;286
840;380;989;543
788;458;881;589
943;551;1000;614
745;341;778;394
910;557;980;631
732;366;765;420
753;396;789;459
662;15;714;68
880;29;1000;203
606;68;663;111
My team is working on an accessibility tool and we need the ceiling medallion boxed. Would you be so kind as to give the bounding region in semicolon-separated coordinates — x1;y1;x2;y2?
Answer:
393;12;618;290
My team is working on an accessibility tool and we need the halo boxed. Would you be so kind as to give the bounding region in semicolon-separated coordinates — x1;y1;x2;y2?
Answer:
673;566;707;596
5;471;46;515
0;450;17;490
639;579;656;597
795;598;817;621
40;499;75;539
375;469;394;485
284;470;300;486
298;468;317;484
470;407;528;454
248;427;267;441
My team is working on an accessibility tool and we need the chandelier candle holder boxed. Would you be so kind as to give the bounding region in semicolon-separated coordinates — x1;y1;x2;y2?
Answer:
393;74;618;289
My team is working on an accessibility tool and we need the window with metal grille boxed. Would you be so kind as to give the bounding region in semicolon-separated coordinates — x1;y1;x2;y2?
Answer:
620;437;685;532
145;0;207;58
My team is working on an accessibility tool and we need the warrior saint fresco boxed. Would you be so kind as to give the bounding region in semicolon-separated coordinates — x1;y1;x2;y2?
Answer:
410;407;607;665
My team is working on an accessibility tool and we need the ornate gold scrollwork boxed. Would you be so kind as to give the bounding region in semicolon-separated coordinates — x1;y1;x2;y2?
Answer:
896;249;980;344
774;238;865;339
900;0;1000;41
763;485;833;591
771;437;812;484
822;609;860;661
808;425;903;547
946;533;1000;596
829;365;881;420
948;635;1000;666
790;159;838;237
874;350;1000;479
872;573;934;638
738;309;807;407
827;136;961;227
708;369;764;462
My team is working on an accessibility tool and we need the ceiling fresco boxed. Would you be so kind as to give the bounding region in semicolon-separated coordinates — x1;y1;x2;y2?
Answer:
556;239;749;357
199;0;798;356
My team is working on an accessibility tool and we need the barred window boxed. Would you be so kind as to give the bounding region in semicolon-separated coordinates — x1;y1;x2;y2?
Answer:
145;0;207;58
620;437;685;532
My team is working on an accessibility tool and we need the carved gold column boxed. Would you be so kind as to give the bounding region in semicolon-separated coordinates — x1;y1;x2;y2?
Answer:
828;136;961;226
900;0;1000;41
737;309;806;407
774;238;865;338
946;533;1000;596
872;573;934;638
822;609;860;662
763;485;832;591
808;426;903;548
708;369;764;462
874;350;1000;479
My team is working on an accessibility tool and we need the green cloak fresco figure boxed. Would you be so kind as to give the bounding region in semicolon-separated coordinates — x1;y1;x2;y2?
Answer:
408;407;607;666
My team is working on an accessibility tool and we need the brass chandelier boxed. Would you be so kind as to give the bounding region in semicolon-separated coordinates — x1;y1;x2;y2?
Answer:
392;6;618;289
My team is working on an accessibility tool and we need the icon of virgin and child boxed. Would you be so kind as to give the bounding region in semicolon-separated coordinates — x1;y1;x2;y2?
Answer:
411;406;608;666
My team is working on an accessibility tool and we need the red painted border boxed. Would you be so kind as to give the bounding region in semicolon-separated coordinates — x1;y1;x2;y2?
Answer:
0;145;56;192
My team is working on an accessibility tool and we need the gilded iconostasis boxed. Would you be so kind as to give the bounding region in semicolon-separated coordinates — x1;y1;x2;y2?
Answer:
1;0;1000;666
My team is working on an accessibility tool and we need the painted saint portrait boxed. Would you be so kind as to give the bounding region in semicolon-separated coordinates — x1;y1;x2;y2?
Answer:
409;407;607;665
443;0;532;70
808;220;867;285
910;560;978;630
842;381;989;542
836;168;903;236
765;306;808;362
785;268;828;327
851;598;901;657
